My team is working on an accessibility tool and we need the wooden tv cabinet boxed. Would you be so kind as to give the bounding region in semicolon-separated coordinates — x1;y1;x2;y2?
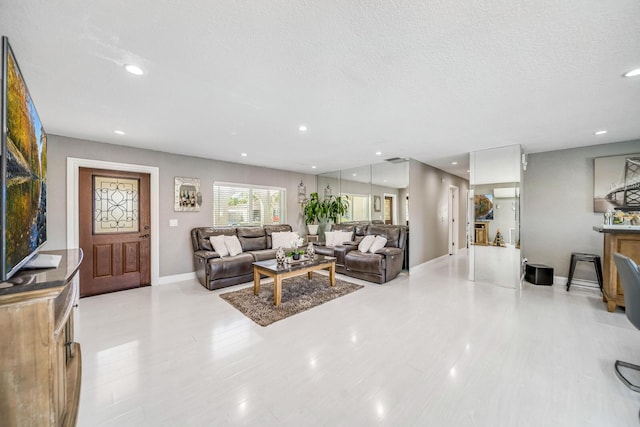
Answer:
474;221;489;245
0;249;83;426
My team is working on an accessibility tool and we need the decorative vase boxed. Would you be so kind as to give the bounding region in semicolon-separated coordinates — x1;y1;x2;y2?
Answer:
276;247;285;265
306;242;315;259
293;252;301;261
307;224;319;235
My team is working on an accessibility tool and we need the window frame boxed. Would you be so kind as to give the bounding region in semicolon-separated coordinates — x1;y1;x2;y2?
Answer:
213;181;287;226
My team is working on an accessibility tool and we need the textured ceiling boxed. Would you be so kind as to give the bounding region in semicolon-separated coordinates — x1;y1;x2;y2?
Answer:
1;1;639;179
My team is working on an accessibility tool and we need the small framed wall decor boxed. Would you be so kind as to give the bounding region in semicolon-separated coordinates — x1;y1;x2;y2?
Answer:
373;195;381;212
175;177;202;212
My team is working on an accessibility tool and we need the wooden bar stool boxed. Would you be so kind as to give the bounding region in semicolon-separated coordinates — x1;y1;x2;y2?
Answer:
566;252;603;292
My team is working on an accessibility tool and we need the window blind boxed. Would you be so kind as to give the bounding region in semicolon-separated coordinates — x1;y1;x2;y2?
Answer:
213;182;286;226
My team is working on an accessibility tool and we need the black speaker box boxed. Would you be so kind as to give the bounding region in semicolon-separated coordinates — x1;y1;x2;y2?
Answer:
525;263;554;286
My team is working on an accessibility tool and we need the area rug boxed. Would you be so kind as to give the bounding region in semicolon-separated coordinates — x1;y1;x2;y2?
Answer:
220;275;364;326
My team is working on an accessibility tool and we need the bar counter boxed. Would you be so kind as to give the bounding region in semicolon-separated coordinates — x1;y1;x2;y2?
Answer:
593;225;640;312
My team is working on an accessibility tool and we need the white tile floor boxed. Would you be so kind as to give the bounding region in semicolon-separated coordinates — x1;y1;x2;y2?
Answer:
76;252;640;426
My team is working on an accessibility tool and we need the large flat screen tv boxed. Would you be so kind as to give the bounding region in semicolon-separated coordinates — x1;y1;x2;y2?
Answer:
1;36;47;281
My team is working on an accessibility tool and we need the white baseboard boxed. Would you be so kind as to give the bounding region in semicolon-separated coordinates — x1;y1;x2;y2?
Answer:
410;253;452;273
157;272;197;285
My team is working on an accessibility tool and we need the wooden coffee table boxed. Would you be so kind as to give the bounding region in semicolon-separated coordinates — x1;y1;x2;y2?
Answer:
253;255;336;306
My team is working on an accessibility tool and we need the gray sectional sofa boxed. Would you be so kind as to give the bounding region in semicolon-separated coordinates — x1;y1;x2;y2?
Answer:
314;222;408;284
190;221;407;290
191;224;292;290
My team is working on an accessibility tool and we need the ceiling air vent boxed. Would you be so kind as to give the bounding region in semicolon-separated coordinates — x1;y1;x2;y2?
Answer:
384;157;409;164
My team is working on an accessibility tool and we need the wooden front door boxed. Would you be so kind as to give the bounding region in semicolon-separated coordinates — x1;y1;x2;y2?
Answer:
79;168;151;297
384;196;393;224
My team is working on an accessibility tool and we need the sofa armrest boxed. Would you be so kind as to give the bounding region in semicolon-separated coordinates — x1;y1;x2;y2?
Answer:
193;250;220;287
375;247;404;281
194;250;220;260
333;244;358;266
374;247;403;257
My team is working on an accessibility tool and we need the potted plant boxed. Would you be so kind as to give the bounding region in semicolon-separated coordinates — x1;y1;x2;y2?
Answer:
327;195;349;224
288;233;305;260
303;192;322;235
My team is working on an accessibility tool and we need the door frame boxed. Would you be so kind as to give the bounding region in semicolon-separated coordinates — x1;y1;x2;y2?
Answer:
66;158;160;286
448;185;459;255
383;193;397;224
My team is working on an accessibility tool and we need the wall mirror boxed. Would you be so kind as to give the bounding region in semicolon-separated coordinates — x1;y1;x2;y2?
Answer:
316;160;410;269
318;160;410;226
371;160;409;225
339;165;372;222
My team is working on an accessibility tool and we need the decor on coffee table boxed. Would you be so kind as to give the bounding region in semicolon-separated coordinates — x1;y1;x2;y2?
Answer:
253;255;336;306
306;242;315;259
220;275;364;326
289;232;305;260
275;247;286;265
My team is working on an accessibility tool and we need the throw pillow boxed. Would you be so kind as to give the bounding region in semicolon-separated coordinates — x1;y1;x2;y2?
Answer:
210;235;229;257
224;235;244;256
368;235;387;253
324;231;335;247
271;231;295;249
333;230;353;246
358;235;376;253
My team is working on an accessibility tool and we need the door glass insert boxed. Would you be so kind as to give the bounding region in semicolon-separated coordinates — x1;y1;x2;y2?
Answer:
93;176;139;234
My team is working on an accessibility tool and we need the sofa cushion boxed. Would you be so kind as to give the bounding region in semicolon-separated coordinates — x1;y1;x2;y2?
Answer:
272;231;296;249
332;223;356;232
368;236;387;253
200;236;213;251
207;253;254;280
324;231;335;247
333;230;353;246
237;226;265;238
345;251;385;274
224;235;244;256
358;235;376;252
250;249;278;261
366;225;401;247
237;227;267;251
210;235;229;257
314;245;335;257
264;224;293;248
354;224;369;239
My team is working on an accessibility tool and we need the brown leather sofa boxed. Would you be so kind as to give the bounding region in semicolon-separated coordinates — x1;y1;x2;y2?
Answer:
314;222;407;284
191;224;292;290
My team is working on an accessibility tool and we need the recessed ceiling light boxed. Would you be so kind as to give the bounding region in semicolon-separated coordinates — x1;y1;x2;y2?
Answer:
298;125;307;132
624;68;640;77
124;64;144;76
451;161;458;165
352;173;357;176
311;166;317;169
375;151;382;156
113;130;125;135
241;153;247;157
594;130;608;135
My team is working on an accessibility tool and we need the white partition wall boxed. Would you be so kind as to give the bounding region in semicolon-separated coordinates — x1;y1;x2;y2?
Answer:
468;145;523;288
